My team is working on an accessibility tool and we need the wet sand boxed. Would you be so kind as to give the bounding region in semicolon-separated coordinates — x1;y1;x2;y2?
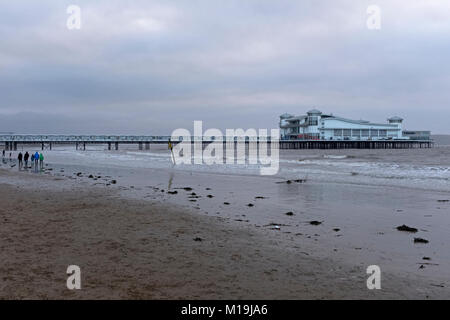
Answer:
1;168;449;299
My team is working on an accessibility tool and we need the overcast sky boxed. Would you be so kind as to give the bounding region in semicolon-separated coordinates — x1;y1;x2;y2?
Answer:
1;0;449;134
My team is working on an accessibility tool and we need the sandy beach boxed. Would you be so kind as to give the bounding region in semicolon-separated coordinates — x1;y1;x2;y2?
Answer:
1;146;450;299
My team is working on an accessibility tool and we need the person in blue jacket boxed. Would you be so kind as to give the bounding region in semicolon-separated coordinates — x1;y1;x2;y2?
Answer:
34;151;39;170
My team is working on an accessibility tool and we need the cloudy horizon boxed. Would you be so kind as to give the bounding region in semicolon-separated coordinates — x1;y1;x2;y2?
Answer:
1;0;450;135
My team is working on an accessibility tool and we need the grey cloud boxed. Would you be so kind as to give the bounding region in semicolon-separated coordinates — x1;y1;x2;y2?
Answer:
1;0;450;134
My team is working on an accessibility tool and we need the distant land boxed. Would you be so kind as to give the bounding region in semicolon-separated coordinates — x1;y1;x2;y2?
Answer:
432;135;450;146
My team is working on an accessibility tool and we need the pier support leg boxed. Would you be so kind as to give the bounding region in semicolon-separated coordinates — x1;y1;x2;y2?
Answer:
108;142;111;150
145;142;150;150
115;142;119;150
14;142;17;151
83;142;86;151
138;142;143;150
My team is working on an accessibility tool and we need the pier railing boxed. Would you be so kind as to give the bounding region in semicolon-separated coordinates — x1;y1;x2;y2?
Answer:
0;135;433;150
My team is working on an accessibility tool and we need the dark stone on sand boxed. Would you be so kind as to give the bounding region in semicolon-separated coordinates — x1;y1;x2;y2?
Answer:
309;221;322;226
189;199;197;202
207;195;214;198
191;192;197;196
255;196;266;199
88;175;94;178
396;225;418;233
111;180;117;184
276;179;306;184
333;228;340;232
168;191;178;194
206;188;211;190
285;211;294;216
247;203;254;207
193;237;203;242
437;199;449;202
183;187;193;191
423;257;431;260
223;202;230;205
414;238;429;244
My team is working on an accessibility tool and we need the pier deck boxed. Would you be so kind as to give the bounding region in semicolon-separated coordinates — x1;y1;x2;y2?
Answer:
0;135;433;150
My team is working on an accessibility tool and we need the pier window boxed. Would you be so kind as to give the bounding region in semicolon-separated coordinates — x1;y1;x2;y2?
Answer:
379;129;387;137
308;116;318;126
343;129;351;137
352;129;361;137
370;129;378;137
333;129;343;137
361;129;369;137
388;130;397;137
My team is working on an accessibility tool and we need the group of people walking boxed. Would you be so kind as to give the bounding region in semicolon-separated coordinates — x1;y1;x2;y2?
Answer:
2;150;44;171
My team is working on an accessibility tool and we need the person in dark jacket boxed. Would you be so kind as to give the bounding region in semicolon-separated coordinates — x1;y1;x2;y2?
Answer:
24;152;29;167
18;152;23;169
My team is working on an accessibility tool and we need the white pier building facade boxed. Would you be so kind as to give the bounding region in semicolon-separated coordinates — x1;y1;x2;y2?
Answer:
280;109;414;141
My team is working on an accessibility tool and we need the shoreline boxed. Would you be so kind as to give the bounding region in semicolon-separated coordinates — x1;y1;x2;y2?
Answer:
1;168;449;299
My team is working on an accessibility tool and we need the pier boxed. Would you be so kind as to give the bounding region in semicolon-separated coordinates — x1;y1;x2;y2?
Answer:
278;139;433;149
0;135;433;150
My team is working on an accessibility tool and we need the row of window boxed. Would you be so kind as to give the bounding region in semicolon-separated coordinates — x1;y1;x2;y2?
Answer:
332;129;396;137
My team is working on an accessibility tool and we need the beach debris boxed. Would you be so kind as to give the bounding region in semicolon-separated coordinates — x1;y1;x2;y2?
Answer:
419;265;425;269
206;188;211;190
76;172;82;176
276;179;306;184
285;211;294;216
183;187;193;191
437;199;449;202
247;203;254;207
255;196;266;199
264;222;290;227
333;228;340;232
111;180;117;184
423;257;431;260
414;237;429;244
189;199;197;202
396;225;418;233
309;220;322;226
168;190;178;194
206;194;214;198
193;237;203;242
351;172;358;176
223;202;230;205
88;174;94;178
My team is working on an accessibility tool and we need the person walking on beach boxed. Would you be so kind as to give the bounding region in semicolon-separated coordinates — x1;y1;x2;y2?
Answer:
39;152;44;169
18;152;23;169
30;153;35;168
9;152;12;161
34;151;39;170
24;152;29;168
2;149;4;158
